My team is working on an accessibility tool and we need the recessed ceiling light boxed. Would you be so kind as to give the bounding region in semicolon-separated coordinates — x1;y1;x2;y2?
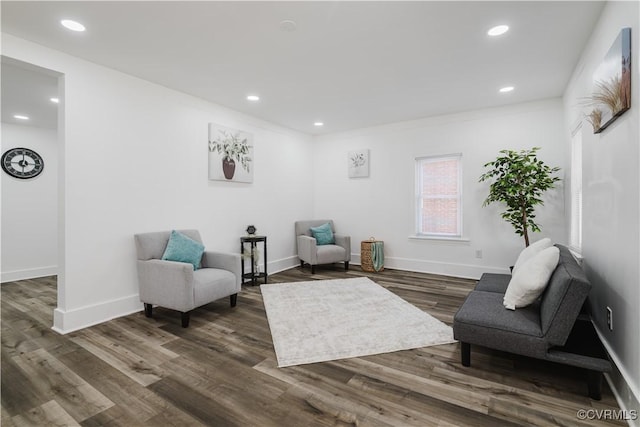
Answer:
61;19;86;32
50;97;59;103
488;25;509;36
499;86;515;93
14;115;30;120
314;122;324;127
247;95;260;101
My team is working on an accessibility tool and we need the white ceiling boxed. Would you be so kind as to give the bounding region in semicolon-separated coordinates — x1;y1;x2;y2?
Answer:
1;1;604;135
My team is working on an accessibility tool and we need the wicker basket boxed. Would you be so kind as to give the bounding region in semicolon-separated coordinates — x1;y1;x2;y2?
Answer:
361;240;384;272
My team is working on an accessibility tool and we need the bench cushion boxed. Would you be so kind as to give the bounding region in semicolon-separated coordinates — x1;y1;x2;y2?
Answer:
474;273;511;293
454;291;542;337
453;291;548;357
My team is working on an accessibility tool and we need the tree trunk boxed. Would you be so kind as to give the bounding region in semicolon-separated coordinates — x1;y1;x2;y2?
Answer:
522;206;530;247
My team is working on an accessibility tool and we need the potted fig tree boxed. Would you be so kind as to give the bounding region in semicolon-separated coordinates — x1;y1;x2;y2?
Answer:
479;147;561;247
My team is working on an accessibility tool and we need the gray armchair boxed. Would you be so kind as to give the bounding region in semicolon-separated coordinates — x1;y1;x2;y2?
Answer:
134;229;241;327
295;220;351;273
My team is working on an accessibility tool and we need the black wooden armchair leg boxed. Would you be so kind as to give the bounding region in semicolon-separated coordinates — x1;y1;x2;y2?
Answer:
461;342;471;367
181;311;191;328
230;293;238;307
345;261;349;271
587;370;603;400
300;260;304;269
144;303;153;318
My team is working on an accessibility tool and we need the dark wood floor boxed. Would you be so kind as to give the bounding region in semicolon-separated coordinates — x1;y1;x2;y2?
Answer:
1;266;624;426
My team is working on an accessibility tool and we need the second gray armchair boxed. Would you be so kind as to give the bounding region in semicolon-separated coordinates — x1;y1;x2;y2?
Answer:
295;220;351;273
134;229;241;327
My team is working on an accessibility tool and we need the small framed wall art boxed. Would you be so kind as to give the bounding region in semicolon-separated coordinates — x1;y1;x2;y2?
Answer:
208;123;253;183
348;149;369;178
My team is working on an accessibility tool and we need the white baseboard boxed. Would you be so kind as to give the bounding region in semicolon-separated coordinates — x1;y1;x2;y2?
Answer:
52;294;142;334
275;253;507;280
592;323;640;427
263;254;508;280
267;255;300;275
351;253;508;280
1;266;58;283
51;256;298;334
44;252;526;335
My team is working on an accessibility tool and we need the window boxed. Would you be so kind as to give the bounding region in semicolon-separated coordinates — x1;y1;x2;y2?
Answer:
415;154;462;237
570;126;583;251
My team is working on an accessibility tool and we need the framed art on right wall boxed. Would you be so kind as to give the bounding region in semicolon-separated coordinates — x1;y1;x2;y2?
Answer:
586;28;631;134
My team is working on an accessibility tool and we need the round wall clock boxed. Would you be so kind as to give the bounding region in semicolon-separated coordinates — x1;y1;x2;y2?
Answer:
1;147;45;179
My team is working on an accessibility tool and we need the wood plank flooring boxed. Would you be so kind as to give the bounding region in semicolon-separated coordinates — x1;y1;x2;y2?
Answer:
1;267;624;426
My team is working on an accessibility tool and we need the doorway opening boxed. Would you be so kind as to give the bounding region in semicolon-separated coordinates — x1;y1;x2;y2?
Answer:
1;56;65;329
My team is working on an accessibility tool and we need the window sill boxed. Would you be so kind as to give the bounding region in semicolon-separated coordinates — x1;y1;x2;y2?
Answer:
408;235;470;243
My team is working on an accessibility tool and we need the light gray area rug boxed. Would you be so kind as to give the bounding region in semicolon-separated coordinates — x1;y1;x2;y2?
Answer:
260;277;455;367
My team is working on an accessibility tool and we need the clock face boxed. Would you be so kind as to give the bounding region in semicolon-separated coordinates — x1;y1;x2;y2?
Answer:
1;147;45;179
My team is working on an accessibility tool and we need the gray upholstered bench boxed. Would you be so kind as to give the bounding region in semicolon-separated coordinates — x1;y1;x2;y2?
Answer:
453;244;612;399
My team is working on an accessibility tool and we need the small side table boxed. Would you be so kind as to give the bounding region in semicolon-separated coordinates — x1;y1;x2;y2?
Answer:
240;235;267;285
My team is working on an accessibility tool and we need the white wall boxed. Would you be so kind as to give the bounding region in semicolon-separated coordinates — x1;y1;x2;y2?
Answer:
2;34;314;333
1;123;58;281
313;99;566;278
563;1;639;421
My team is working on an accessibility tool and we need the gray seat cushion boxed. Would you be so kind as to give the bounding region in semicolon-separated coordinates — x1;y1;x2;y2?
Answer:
453;290;549;357
454;291;542;337
474;273;511;293
316;245;347;264
193;268;237;306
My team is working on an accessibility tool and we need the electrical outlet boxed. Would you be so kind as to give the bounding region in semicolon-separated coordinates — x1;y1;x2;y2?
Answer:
606;307;613;331
475;250;483;259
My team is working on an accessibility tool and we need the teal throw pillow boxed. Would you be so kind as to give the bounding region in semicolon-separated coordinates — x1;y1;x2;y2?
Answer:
310;222;335;245
162;230;205;270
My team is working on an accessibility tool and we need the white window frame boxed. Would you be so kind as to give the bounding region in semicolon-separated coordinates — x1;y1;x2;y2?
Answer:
569;125;583;253
415;154;463;239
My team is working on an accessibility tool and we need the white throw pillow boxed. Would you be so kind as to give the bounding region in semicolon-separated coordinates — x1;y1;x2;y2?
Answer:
503;246;560;310
512;238;552;275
